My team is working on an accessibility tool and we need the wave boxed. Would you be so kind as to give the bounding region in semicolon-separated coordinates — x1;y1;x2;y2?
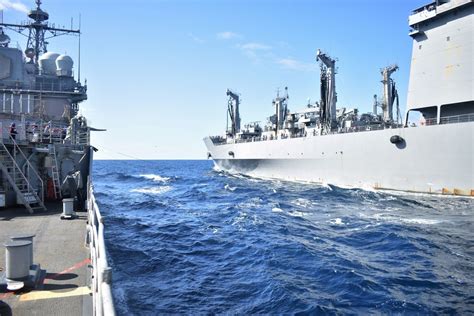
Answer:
94;160;474;315
329;218;345;225
131;186;172;195
358;212;442;226
95;171;173;184
224;184;237;191
139;174;171;183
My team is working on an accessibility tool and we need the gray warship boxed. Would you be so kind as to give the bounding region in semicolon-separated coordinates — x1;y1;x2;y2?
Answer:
205;0;474;196
0;1;114;315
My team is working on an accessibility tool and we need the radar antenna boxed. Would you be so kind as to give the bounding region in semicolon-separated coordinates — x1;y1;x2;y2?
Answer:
0;0;80;62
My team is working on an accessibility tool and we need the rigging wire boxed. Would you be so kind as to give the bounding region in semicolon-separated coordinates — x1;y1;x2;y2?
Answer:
97;145;148;161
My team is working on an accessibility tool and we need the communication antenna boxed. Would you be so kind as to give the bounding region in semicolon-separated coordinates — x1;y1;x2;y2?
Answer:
0;0;81;62
78;13;81;83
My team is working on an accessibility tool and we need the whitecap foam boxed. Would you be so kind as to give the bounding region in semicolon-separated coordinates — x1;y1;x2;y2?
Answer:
131;186;172;195
291;198;312;208
400;218;441;225
358;212;441;226
329;218;344;225
288;210;305;218
224;184;237;191
272;207;283;213
139;174;170;182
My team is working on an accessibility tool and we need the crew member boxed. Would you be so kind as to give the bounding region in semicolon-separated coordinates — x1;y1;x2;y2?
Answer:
9;123;17;140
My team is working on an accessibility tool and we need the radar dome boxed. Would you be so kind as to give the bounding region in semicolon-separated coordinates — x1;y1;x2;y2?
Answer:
56;55;74;77
38;52;60;75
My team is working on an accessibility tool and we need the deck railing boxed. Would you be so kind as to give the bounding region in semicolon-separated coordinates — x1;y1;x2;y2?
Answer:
425;113;474;126
211;113;474;146
87;181;116;316
0;79;84;94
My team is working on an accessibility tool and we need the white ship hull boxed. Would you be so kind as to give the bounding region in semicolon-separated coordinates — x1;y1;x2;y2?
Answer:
204;123;474;196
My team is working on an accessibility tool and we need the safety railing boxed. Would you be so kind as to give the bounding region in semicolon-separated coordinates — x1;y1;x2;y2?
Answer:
8;134;44;203
440;113;474;125
211;113;474;146
87;180;116;316
0;79;84;94
424;113;474;126
0;121;69;144
211;123;393;145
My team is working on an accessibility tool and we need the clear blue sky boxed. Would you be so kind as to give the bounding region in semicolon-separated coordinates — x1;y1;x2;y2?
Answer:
1;0;428;159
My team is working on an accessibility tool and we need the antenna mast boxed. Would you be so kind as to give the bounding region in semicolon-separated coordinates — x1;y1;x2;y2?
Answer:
0;0;81;63
78;14;81;83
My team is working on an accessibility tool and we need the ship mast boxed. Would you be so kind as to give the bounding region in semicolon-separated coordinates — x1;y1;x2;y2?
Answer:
0;0;80;63
272;87;289;136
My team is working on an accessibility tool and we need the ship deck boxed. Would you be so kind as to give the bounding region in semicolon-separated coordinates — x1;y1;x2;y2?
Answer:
0;201;92;316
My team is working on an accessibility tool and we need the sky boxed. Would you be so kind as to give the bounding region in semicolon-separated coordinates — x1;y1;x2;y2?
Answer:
1;0;429;159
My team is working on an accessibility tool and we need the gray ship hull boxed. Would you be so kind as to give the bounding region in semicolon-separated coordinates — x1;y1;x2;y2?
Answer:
204;122;474;196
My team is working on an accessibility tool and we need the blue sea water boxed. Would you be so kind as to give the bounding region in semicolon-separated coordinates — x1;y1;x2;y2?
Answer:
93;160;474;315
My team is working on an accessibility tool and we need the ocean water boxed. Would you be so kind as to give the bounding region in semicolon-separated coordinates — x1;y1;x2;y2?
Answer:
93;160;474;315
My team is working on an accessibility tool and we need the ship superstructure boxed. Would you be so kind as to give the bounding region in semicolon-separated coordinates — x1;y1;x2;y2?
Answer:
204;0;474;196
0;0;97;213
0;3;115;315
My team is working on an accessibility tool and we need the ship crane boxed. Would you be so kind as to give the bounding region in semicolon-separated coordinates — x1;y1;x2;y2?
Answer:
226;89;241;137
316;49;337;130
380;65;399;123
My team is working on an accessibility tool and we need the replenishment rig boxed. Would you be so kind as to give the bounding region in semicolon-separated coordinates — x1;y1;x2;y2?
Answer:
205;0;474;196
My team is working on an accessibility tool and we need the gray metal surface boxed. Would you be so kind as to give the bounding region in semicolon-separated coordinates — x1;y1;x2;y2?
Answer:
0;202;92;316
4;240;31;279
87;179;116;316
0;2;110;315
407;1;473;111
205;121;474;195
9;234;35;268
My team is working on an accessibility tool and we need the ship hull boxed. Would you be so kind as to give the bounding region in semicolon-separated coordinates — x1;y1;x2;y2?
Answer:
204;123;474;196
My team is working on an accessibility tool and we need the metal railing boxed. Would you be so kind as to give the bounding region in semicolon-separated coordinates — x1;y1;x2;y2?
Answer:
8;134;44;203
425;113;474;126
0;79;84;94
211;113;474;146
87;180;116;316
0;121;69;145
212;124;391;145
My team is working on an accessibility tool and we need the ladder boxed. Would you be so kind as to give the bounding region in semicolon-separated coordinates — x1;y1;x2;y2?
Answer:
50;145;62;200
0;142;46;214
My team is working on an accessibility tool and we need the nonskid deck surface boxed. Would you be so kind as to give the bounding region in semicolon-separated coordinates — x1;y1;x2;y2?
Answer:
0;202;92;316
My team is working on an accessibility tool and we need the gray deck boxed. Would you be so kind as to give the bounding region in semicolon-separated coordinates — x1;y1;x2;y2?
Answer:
0;202;92;316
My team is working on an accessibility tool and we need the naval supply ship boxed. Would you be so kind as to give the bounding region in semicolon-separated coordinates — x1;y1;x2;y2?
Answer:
205;0;474;196
0;1;115;315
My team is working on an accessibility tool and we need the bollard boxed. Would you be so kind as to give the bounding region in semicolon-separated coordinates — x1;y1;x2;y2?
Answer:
4;240;32;280
62;198;75;217
10;233;35;267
